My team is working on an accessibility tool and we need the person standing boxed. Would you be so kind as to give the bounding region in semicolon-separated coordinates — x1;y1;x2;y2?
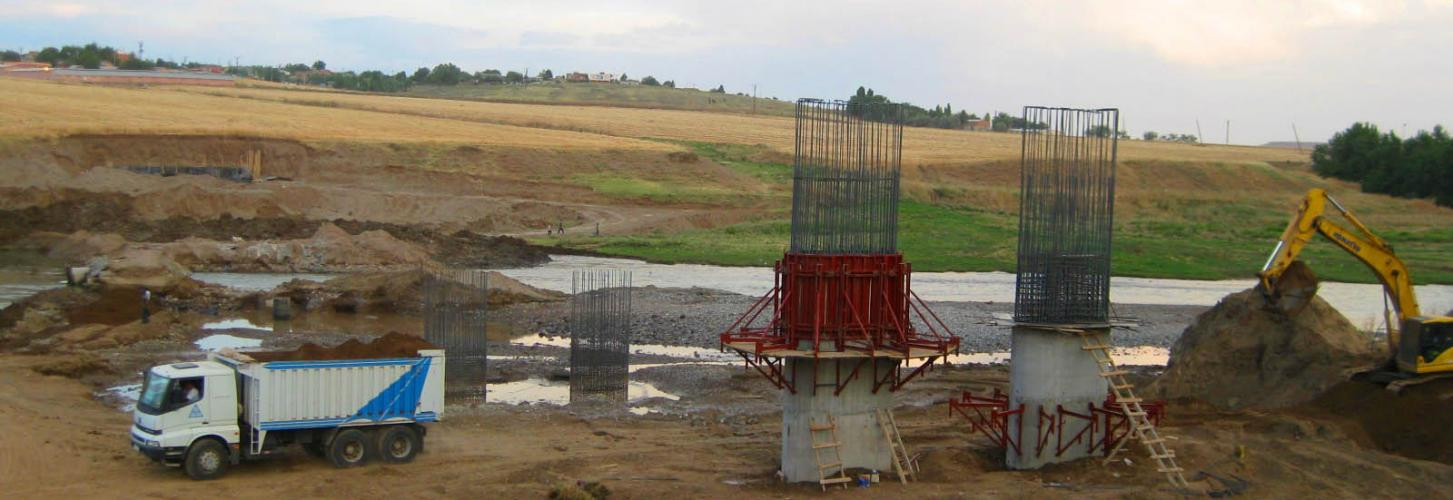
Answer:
141;288;151;324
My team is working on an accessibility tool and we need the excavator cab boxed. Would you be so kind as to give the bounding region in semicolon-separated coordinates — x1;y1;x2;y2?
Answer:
1398;318;1453;374
1259;189;1453;376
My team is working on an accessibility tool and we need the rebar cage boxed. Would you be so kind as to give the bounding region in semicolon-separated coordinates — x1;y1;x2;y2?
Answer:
1014;107;1120;325
423;269;489;402
570;269;632;404
790;98;904;254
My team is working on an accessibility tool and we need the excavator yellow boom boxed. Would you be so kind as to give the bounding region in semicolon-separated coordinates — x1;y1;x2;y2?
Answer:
1258;188;1453;374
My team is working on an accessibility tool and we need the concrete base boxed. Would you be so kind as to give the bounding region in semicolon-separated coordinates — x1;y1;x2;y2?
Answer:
1006;326;1109;469
780;357;895;483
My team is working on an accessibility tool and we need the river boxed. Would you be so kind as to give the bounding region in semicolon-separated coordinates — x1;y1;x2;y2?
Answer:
493;255;1453;332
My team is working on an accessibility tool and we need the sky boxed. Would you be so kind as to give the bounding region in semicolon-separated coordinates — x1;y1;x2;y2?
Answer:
4;0;1452;145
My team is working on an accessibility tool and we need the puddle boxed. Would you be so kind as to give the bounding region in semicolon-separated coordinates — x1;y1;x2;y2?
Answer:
496;255;1453;333
100;383;141;412
510;333;737;362
486;377;680;406
202;318;272;331
190;272;334;291
195;334;264;351
928;346;1169;367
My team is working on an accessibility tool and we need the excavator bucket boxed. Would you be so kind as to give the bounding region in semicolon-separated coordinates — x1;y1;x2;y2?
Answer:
1262;260;1321;317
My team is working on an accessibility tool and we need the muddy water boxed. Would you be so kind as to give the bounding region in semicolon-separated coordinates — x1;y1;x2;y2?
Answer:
496;255;1453;332
0;267;65;309
486;377;680;406
191;272;334;291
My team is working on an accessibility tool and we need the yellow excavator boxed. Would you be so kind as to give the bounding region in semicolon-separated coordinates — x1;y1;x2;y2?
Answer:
1258;188;1453;375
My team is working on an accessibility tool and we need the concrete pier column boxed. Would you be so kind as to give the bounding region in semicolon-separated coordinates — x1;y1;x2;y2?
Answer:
1006;326;1109;469
780;357;895;482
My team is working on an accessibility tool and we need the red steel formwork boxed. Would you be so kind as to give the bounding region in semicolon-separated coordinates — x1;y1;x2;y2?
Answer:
719;253;960;394
947;389;1167;459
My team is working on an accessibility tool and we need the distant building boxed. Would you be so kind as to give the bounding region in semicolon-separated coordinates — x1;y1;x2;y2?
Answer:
566;72;588;82
965;119;991;132
191;65;225;74
588;72;616;83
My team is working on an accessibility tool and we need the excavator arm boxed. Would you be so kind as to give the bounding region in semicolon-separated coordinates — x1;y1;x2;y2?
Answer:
1258;188;1422;320
1258;188;1453;374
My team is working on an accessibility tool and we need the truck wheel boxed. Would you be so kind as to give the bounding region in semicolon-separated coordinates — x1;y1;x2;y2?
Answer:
376;426;421;464
184;439;230;480
328;429;372;468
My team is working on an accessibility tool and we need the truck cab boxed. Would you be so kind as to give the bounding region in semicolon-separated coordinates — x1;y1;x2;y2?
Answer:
130;361;240;477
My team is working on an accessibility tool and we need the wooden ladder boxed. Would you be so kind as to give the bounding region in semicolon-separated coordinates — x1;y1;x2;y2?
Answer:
810;415;853;491
1079;332;1192;490
875;408;916;484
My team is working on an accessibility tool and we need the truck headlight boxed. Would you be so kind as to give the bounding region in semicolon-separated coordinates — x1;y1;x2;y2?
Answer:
146;440;160;447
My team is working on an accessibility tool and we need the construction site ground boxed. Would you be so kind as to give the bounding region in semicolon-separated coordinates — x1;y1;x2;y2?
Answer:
6;349;1453;498
2;277;1452;498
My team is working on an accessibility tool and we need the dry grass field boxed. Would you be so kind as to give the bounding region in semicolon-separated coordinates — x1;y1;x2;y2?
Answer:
2;76;1451;282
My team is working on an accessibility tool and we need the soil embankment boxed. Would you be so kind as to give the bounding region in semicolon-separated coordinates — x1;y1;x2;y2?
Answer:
1149;288;1381;409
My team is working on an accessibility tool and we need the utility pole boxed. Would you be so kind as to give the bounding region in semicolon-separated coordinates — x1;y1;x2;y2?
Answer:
1292;123;1303;152
1225;120;1230;145
752;83;757;115
1195;119;1204;145
137;41;144;60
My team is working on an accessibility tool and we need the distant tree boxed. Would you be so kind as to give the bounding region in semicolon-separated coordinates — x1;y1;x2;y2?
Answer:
537;69;553;80
1312;122;1453;207
427;63;464;85
411;67;430;83
283;63;310;73
1143;131;1158;141
0;50;20;62
35;47;62;65
73;50;102;69
641;75;660;86
312;60;326;71
619;73;627;81
710;84;725;93
479;69;503;84
504;70;524;83
663;80;675;88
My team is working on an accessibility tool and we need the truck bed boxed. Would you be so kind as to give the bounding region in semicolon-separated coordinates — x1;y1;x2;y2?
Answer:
212;350;445;431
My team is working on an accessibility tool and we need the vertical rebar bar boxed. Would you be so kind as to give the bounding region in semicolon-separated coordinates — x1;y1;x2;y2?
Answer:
1014;107;1119;325
423;269;489;402
569;269;632;404
789;98;904;254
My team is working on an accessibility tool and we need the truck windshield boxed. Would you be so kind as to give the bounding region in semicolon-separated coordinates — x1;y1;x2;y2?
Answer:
137;371;171;414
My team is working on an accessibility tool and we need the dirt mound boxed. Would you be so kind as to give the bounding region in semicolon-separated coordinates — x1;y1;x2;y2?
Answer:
298;269;562;315
249;332;436;361
1148;288;1383;409
1301;379;1453;464
31;353;112;378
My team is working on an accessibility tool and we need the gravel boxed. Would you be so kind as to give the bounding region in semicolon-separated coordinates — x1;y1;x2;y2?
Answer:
493;286;1209;352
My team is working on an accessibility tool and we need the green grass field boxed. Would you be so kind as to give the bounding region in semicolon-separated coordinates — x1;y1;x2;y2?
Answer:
540;143;1453;284
407;82;796;116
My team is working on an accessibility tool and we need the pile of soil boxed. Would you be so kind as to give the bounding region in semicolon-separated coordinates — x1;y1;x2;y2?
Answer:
249;332;437;362
30;353;112;378
1148;287;1383;409
1302;378;1453;464
273;269;562;315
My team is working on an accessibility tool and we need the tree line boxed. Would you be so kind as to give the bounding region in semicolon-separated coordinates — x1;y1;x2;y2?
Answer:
1312;122;1453;208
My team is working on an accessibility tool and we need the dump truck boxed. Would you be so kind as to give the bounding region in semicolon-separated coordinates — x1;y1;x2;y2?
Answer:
129;349;444;480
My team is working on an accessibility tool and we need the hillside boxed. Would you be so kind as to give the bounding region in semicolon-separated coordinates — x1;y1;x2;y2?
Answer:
406;81;796;116
1;76;1451;283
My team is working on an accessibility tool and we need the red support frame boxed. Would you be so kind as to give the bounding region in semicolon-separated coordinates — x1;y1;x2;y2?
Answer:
949;390;1169;460
720;253;960;394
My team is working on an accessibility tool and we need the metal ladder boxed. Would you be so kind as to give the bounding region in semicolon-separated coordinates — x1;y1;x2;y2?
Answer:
875;408;916;484
810;415;853;491
1079;332;1191;490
